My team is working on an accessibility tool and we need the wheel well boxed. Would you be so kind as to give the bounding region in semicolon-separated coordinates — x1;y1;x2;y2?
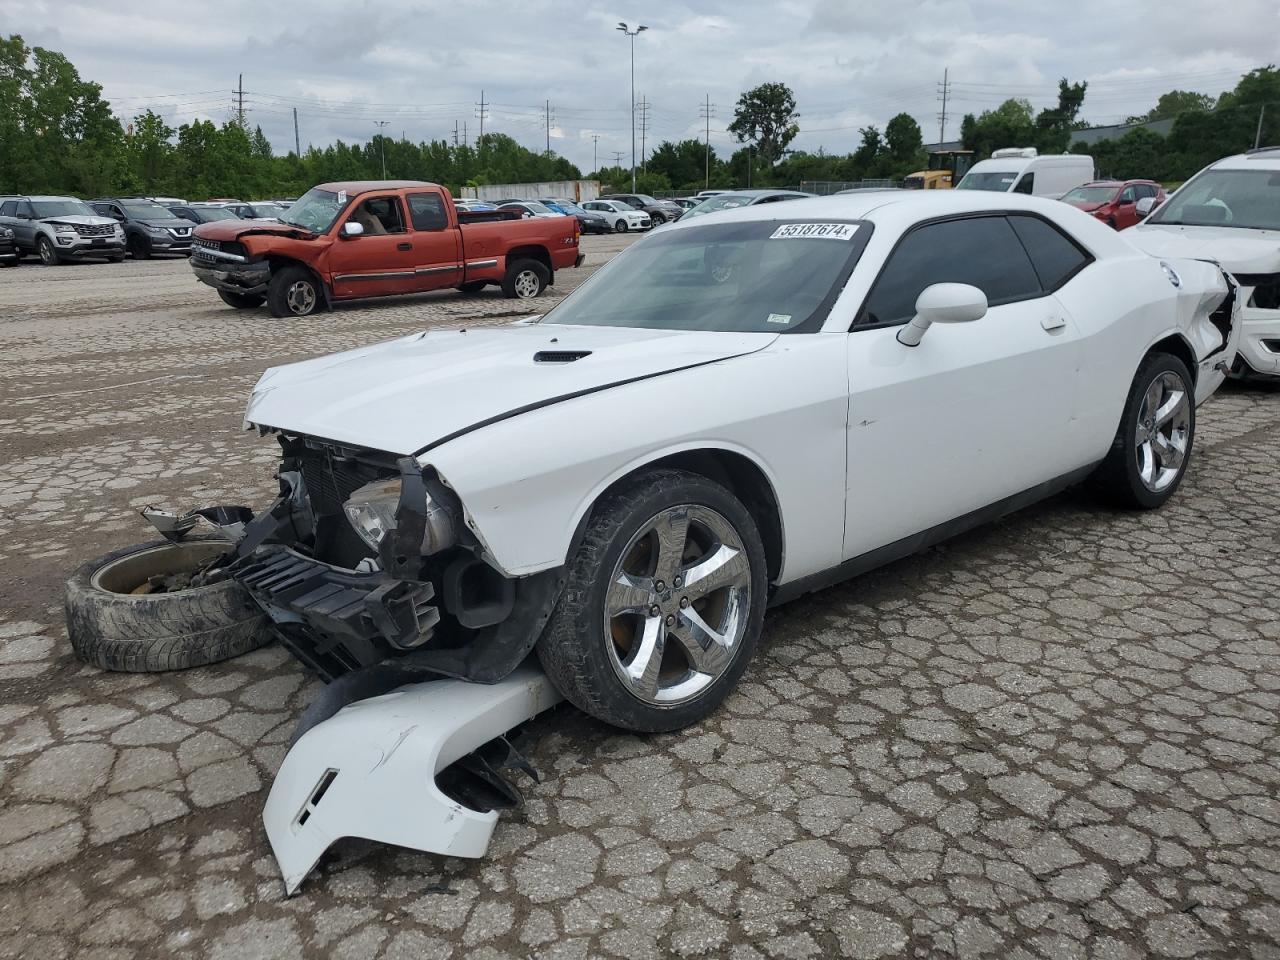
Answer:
587;450;784;585
1148;334;1197;384
266;256;327;298
506;245;552;277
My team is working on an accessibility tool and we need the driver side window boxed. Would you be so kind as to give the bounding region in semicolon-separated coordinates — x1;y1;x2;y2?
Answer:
349;197;405;235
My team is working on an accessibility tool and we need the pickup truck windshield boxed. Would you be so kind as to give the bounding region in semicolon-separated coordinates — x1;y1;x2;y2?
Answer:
278;188;352;233
538;219;868;334
1149;169;1280;230
31;200;97;219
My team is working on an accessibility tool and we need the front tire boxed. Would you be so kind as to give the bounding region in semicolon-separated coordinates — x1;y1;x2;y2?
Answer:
501;258;549;300
267;265;321;317
127;236;151;260
38;236;60;265
614;219;629;233
537;469;768;732
1093;352;1195;509
218;289;266;309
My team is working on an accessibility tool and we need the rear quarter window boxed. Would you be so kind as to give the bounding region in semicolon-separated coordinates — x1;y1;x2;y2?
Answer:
1008;215;1092;291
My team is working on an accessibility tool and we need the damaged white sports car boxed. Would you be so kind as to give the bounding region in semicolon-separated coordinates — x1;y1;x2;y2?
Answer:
69;191;1239;734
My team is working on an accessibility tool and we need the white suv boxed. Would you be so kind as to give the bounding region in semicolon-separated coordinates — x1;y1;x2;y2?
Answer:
1127;148;1280;378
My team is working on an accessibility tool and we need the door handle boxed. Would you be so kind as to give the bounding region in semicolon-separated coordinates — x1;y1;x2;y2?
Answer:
397;242;413;251
1041;314;1066;332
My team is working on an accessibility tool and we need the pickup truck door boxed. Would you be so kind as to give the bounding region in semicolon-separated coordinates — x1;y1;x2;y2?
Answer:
328;195;424;299
405;192;464;289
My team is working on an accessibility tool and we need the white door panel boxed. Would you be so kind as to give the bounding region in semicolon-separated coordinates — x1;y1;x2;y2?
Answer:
843;297;1082;559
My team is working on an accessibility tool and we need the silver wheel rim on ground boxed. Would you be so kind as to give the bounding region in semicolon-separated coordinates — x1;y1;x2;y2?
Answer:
286;280;316;315
603;504;751;706
513;269;540;298
1135;370;1190;492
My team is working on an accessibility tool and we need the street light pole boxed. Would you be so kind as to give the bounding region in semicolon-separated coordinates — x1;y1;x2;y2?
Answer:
616;22;647;192
373;120;389;178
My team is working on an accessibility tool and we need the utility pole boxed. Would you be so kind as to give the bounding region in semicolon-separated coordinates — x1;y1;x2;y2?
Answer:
616;23;648;192
636;96;650;173
611;150;625;168
936;67;951;145
373;120;389;178
1255;104;1267;149
544;100;555;155
475;90;489;154
592;134;600;173
699;95;715;189
292;106;300;157
236;73;245;126
463;121;468;148
453;120;459;147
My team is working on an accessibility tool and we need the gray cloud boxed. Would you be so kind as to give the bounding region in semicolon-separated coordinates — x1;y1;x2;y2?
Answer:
1;0;1272;173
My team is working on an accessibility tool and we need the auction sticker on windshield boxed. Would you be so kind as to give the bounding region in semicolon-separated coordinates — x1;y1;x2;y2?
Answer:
769;222;858;240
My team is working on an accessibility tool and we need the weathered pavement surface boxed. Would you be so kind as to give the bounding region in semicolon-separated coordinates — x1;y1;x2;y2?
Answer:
0;242;1278;960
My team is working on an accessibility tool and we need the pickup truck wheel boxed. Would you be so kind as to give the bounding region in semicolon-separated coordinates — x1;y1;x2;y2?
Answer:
65;537;272;672
502;259;549;300
459;281;488;294
267;266;321;317
38;237;60;266
537;469;768;732
218;290;266;309
614;220;629;233
1093;352;1195;510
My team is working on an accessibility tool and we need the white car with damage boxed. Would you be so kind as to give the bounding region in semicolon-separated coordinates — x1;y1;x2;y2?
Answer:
1127;147;1280;378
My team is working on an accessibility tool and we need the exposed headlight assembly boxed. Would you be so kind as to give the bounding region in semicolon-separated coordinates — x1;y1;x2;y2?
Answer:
54;223;77;234
343;477;458;556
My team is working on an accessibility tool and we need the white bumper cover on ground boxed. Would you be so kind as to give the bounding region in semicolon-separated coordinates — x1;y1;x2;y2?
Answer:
263;666;564;895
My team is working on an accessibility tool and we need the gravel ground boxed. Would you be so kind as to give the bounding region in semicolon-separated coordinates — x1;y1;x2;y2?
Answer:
0;243;1277;960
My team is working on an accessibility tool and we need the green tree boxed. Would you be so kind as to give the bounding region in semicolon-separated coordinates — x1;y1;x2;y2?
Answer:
1129;90;1216;123
884;113;925;172
960;98;1036;159
1034;78;1088;153
728;82;799;167
126;110;175;192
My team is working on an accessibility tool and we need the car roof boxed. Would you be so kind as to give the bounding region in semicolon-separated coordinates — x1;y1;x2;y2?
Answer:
1210;147;1280;170
317;180;437;194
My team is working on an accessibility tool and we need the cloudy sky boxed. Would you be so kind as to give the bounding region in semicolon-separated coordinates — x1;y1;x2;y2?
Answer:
2;0;1276;172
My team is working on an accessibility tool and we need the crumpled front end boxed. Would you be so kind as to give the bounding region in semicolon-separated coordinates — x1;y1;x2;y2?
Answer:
1160;257;1242;404
190;237;272;296
1227;272;1280;378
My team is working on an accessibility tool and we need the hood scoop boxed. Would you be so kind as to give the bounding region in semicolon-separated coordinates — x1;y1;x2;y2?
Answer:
534;350;592;364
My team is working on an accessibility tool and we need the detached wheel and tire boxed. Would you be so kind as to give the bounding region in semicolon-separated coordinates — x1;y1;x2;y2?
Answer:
66;537;272;672
218;289;266;309
537;469;768;732
1094;352;1195;509
501;259;549;300
38;237;60;266
267;265;322;317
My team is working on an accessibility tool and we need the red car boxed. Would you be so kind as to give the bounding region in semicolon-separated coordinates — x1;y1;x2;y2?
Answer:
1061;179;1166;230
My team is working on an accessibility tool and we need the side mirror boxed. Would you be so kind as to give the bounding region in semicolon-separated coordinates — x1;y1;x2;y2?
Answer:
897;283;988;347
1135;196;1157;219
1118;196;1135;205
341;221;364;238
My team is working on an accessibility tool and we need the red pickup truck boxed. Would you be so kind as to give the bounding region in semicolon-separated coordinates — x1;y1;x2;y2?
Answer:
190;180;584;317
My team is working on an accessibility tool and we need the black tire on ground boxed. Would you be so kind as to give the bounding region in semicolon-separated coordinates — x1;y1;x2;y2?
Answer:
218;289;266;309
501;258;550;300
614;219;629;233
266;264;322;317
1092;352;1196;510
65;537;273;672
536;468;769;732
458;280;488;294
109;255;126;263
0;259;16;267
38;236;60;266
127;236;151;259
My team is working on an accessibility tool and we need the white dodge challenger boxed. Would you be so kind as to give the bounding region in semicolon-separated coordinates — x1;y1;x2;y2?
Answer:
68;191;1239;733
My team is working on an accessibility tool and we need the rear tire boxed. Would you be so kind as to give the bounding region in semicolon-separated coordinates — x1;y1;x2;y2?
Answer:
501;258;549;300
536;469;768;732
66;537;272;672
38;236;60;266
267;265;322;317
1093;352;1195;510
218;289;266;309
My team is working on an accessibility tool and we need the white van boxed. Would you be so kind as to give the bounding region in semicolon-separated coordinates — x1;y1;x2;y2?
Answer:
955;148;1094;199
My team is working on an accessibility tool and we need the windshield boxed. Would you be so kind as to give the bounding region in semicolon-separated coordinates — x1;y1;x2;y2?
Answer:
122;203;176;220
519;201;555;215
678;194;755;220
556;202;585;214
31;199;96;219
277;188;350;232
249;203;286;217
955;170;1018;191
1062;185;1118;204
1149;169;1280;230
193;207;238;222
538;219;868;334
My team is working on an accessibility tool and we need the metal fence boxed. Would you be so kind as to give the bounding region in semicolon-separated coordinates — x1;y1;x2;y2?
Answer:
799;179;901;195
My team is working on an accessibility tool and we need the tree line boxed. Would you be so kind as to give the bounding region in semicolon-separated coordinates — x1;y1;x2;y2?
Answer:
2;32;1276;201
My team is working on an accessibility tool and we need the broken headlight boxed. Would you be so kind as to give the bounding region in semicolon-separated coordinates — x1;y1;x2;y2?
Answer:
342;478;458;557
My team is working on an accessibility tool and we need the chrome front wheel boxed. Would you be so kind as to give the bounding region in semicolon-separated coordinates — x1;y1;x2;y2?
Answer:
1135;370;1190;493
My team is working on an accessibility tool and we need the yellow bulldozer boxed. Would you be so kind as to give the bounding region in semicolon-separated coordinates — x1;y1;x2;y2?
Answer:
903;150;975;189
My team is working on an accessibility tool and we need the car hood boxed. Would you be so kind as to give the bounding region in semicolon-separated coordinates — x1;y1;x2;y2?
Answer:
141;218;192;230
1127;224;1280;274
39;215;116;227
194;219;314;241
246;324;779;455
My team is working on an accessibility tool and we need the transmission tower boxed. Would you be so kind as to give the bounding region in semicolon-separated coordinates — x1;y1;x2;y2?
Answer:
936;68;951;145
699;95;716;189
475;90;490;152
636;96;650;172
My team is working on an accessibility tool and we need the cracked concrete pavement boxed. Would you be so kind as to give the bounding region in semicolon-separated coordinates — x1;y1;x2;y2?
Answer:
0;239;1277;959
